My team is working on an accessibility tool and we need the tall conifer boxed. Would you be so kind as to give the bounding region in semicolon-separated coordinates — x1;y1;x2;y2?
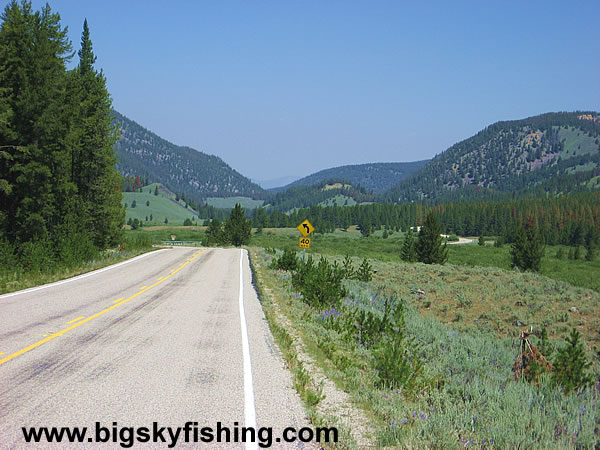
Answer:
68;18;123;247
415;213;448;264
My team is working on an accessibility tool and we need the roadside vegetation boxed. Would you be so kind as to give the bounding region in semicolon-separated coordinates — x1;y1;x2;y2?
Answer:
0;233;153;295
249;245;600;448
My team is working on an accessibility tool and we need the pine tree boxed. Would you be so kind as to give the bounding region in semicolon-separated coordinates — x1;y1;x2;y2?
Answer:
400;228;417;262
224;203;251;247
478;234;485;246
355;258;373;282
415;213;448;264
205;218;224;246
552;328;593;393
0;1;74;243
68;18;123;247
510;223;544;272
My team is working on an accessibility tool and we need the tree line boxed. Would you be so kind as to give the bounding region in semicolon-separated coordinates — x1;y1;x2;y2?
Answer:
250;192;600;247
0;2;123;270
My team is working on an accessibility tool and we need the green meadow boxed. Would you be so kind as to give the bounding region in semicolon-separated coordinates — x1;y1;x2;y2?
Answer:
123;183;200;225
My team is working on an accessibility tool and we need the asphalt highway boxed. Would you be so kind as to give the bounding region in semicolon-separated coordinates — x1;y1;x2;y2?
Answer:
0;248;310;448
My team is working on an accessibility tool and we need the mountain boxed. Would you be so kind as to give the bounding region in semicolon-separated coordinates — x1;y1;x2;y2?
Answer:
266;180;376;212
112;111;267;202
384;112;600;203
272;161;429;193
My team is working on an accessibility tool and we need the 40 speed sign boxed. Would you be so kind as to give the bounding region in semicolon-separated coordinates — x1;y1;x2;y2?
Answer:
299;237;311;249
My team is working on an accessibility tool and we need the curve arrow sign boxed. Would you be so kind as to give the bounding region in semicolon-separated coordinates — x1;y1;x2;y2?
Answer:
297;219;315;237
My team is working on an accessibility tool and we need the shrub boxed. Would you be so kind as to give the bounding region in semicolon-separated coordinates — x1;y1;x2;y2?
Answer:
124;233;152;250
183;218;192;226
374;332;424;393
19;236;55;273
354;257;373;282
292;256;347;308
56;231;99;268
273;248;298;271
0;238;18;271
342;254;355;279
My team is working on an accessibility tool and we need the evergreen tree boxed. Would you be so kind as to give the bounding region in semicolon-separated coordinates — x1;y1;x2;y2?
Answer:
510;223;544;272
358;219;372;237
415;213;448;264
400;228;417;262
224;203;251;246
0;1;74;243
583;229;597;261
205;218;224;246
552;328;593;393
67;18;123;247
355;257;373;282
154;185;159;196
478;234;485;246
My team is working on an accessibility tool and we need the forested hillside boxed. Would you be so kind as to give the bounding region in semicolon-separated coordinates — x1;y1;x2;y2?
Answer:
273;161;429;193
266;180;375;212
384;112;600;203
0;3;123;267
112;110;267;201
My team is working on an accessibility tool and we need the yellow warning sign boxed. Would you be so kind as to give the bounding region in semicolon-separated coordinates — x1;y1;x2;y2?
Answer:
297;219;315;237
299;237;311;249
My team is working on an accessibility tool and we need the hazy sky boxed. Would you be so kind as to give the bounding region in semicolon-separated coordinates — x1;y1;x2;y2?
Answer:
25;1;600;182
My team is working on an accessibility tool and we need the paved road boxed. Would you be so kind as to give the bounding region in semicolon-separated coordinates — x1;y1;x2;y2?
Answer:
0;248;310;448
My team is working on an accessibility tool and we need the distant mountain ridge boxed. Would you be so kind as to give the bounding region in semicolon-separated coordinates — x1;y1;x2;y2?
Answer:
383;111;600;203
112;111;267;202
272;161;429;193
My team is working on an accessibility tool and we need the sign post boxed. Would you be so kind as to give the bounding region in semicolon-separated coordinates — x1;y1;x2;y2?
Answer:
297;219;315;261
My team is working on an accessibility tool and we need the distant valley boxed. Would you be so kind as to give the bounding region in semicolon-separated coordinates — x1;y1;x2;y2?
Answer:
113;110;600;210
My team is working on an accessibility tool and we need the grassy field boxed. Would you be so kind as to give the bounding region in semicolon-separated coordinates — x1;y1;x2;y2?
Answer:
319;194;357;207
558;126;600;158
123;183;201;226
204;196;264;209
248;246;600;448
251;228;600;292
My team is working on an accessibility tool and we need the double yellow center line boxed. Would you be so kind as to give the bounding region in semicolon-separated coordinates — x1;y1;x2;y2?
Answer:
0;250;204;366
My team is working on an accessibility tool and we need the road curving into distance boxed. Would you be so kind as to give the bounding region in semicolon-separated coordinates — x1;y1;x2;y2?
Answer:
0;247;310;448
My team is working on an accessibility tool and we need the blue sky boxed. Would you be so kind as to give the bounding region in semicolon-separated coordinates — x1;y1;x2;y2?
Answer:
25;1;600;182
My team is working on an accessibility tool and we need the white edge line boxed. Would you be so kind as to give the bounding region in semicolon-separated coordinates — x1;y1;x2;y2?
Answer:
239;249;258;450
0;249;168;299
